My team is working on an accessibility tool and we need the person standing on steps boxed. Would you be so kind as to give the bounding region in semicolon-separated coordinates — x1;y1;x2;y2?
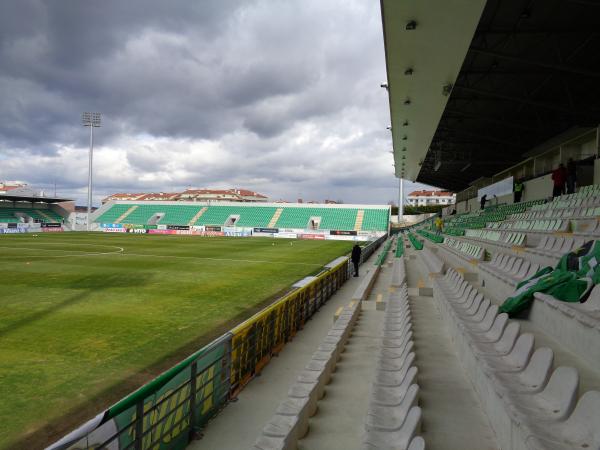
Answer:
480;194;487;210
514;179;524;203
552;163;567;198
434;215;444;235
351;244;362;277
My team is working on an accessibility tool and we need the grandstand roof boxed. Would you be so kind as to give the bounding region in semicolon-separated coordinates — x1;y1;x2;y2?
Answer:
381;0;600;192
0;194;72;204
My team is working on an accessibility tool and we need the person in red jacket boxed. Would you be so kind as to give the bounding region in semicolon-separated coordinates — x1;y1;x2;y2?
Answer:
551;163;567;198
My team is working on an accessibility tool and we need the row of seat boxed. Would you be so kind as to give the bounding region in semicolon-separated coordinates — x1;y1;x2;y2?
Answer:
512;206;600;221
419;248;444;275
391;255;407;288
433;269;600;450
363;275;425;450
528;235;585;260
480;252;543;287
253;298;361;450
444;238;484;260
97;203;391;231
532;289;600;374
532;194;600;211
491;219;570;233
465;229;526;247
572;219;600;237
253;240;392;449
0;207;63;223
446;227;600;374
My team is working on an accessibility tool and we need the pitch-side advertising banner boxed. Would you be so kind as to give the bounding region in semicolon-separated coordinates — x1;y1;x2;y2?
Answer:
103;227;126;233
224;227;252;237
0;228;26;234
298;233;326;240
274;232;297;239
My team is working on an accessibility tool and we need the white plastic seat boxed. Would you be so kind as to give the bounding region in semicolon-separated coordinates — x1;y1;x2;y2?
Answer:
381;332;413;349
471;321;520;355
407;436;425;450
362;407;422;450
460;299;492;324
380;341;414;360
370;367;418;406
374;354;415;386
366;385;419;432
506;366;579;424
462;305;499;333
524;391;600;450
493;347;554;397
481;333;534;373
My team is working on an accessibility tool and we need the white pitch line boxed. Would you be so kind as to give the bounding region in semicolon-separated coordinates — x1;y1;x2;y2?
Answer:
0;245;124;259
115;252;323;267
0;246;320;267
0;242;123;250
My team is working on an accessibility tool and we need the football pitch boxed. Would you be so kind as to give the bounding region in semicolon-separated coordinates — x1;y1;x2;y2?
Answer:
0;232;354;448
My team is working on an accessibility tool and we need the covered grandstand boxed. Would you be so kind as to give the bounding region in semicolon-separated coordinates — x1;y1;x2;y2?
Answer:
0;191;69;233
41;0;600;449
93;201;391;239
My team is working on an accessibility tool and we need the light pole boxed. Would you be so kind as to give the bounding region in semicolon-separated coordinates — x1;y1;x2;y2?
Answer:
82;112;101;231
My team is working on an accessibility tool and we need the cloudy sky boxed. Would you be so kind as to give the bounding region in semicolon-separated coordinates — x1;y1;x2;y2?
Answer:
0;0;433;206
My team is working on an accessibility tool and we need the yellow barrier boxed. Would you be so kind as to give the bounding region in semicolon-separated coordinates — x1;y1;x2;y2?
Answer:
229;257;349;395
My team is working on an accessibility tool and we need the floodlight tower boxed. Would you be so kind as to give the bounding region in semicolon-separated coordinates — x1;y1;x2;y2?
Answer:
82;112;101;231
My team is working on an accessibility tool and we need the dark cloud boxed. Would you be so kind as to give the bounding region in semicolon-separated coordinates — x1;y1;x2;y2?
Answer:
0;0;435;205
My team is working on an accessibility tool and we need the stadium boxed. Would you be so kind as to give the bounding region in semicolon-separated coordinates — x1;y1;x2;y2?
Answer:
1;1;600;450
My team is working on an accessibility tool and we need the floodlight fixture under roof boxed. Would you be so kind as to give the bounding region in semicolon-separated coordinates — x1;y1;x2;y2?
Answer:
406;20;417;30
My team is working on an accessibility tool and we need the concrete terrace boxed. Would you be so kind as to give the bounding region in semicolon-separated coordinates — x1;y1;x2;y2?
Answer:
189;237;500;450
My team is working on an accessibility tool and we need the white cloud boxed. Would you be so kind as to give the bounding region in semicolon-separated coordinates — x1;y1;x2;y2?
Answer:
0;0;439;205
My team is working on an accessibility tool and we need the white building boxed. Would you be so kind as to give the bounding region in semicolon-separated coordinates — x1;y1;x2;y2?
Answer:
407;190;456;207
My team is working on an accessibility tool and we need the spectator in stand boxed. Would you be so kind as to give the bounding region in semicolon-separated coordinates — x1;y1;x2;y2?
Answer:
514;179;524;203
480;194;487;210
567;158;577;194
551;163;567;198
351;244;362;277
434;215;444;235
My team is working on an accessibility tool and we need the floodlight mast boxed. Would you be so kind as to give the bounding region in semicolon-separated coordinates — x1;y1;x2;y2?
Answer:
82;112;101;231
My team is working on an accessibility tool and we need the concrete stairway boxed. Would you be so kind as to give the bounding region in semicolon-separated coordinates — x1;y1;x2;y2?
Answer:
115;205;138;224
268;208;284;228
354;210;365;231
188;206;208;226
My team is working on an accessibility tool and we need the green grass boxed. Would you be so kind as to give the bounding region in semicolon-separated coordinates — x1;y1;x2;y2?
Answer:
0;232;353;448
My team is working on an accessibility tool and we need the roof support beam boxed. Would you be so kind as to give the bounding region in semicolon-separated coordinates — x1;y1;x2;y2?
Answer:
454;85;587;114
437;126;528;147
443;109;544;132
469;47;599;78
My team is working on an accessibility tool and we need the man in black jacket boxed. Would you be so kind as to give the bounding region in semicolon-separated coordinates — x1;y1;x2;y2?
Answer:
351;244;362;277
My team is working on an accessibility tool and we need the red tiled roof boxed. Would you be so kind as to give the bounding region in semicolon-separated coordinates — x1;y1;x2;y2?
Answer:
105;188;268;201
407;190;454;197
0;185;22;191
137;193;179;200
106;193;146;199
182;188;267;198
